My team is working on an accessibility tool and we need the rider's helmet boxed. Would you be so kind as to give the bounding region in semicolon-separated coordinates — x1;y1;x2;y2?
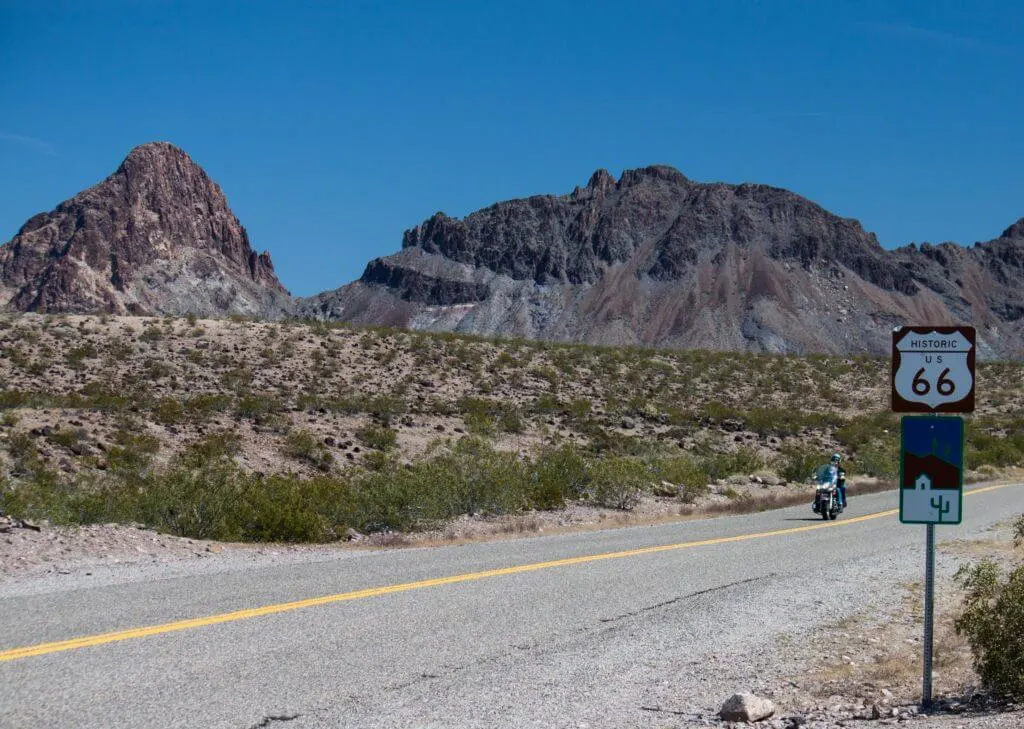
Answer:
831;453;842;463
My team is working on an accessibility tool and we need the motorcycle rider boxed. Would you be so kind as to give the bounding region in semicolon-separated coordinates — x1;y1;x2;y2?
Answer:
812;453;847;512
829;453;847;510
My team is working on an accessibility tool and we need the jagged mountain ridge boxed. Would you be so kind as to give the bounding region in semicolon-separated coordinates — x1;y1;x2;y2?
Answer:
300;166;1024;358
0;143;291;318
2;146;1021;357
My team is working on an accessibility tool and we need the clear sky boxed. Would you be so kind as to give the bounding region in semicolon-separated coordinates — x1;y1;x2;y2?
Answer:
1;1;1022;297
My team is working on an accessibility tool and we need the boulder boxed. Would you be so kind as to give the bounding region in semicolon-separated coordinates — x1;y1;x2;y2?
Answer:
653;480;678;497
719;693;776;722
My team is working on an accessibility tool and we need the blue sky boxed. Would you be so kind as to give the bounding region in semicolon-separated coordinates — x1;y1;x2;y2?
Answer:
1;1;1022;297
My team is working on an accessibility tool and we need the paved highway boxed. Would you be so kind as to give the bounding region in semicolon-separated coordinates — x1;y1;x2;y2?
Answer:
1;483;1021;729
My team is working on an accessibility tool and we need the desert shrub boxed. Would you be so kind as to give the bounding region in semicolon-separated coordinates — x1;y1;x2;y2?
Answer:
566;398;592;421
412;438;528;519
955;558;1024;698
47;427;84;449
356;424;397;451
351;467;423;533
132;451;249;540
585;427;651;457
78;383;132;411
283;429;333;471
966;421;1024;469
650;455;709;502
153;397;185;425
498;405;525;434
0;465;75;523
184;393;231;420
836;411;899;450
458;397;496;436
65;344;98;369
143;358;172;380
139;327;163;343
229;474;344;542
363;394;407;420
587;457;646;510
852;440;898;480
6;430;37;469
529;444;589;509
531;394;564;414
775;443;823;483
105;429;160;476
235;394;283;419
700;447;764;481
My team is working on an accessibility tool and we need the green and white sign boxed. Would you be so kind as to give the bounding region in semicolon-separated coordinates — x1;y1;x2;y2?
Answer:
899;415;964;525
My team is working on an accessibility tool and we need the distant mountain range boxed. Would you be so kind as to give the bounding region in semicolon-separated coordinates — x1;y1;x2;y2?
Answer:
2;143;1022;358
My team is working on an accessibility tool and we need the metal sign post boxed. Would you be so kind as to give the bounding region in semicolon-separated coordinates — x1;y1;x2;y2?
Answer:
892;326;975;709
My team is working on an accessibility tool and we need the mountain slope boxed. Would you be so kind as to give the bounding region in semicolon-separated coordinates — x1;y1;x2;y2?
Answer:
0;143;292;317
301;167;1024;358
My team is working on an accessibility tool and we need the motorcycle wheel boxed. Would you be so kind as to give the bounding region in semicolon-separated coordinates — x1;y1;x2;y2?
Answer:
820;506;830;521
829;511;838;520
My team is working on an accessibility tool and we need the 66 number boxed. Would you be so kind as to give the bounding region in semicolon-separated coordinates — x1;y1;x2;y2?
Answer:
912;367;956;397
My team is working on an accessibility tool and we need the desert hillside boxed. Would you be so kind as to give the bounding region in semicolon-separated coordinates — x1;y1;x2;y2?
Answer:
0;313;1021;541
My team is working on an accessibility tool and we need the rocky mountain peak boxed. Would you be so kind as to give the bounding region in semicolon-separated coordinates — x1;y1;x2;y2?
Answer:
1000;217;1024;240
618;164;689;187
585;169;616;194
0;143;291;317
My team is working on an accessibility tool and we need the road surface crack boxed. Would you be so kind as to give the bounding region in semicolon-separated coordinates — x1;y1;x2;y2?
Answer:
598;574;775;624
248;713;301;728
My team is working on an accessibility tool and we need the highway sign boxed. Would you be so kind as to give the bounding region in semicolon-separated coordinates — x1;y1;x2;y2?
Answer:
899;415;964;525
891;326;975;413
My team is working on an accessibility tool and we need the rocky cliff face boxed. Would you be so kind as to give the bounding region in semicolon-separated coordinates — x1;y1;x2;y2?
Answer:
300;167;1024;358
0;143;291;317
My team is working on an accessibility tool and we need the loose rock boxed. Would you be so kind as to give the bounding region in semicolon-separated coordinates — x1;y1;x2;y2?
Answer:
720;693;776;722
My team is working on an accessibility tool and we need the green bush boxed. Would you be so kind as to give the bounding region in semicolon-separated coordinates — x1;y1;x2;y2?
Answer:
411;438;528;519
775;444;822;483
65;344;98;369
48;427;83;449
153;398;185;425
356;424;397;451
283;429;333;471
530;444;589;509
966;422;1024;469
566;398;592;421
853;440;898;480
587;457;646;510
836;411;899;450
458;397;496;436
498;405;525;434
700;447;764;481
955;558;1024;698
650;455;709;502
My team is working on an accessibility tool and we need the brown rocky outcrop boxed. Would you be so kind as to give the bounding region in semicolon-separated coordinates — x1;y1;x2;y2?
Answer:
0;142;291;317
300;167;1024;359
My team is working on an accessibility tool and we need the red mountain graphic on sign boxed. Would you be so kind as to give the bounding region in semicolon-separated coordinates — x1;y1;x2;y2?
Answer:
901;453;961;489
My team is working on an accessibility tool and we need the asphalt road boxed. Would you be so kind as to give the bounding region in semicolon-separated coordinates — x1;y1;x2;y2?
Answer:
1;483;1021;729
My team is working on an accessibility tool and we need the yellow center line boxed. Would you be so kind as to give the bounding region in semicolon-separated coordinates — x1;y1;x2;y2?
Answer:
0;482;1017;663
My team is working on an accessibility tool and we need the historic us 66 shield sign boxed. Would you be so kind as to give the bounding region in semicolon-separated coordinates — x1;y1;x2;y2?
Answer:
891;326;975;413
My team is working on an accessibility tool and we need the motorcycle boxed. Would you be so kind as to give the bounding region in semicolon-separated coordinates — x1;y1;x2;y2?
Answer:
811;464;843;521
